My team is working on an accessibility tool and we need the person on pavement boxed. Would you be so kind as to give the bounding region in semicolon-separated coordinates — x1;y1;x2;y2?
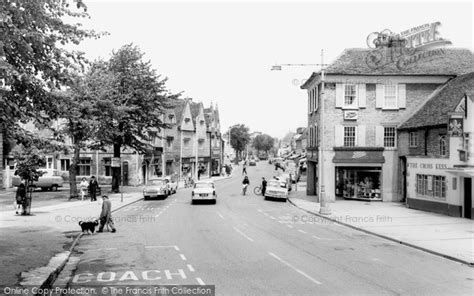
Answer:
261;177;267;196
98;195;116;233
89;176;99;201
15;183;26;215
242;161;248;176
79;177;88;201
242;175;250;195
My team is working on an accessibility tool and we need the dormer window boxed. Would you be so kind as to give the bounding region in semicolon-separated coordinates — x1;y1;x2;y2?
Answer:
168;114;175;123
185;118;190;123
200;120;205;125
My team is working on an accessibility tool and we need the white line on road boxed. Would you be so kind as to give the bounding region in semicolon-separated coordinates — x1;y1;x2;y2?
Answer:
174;246;180;251
145;245;178;249
180;254;187;260
196;278;205;285
233;227;254;242
270;216;276;220
257;209;263;212
187;264;195;272
154;214;160;217
287;225;293;228
268;252;322;285
263;213;269;217
298;230;307;234
312;235;344;241
217;212;224;219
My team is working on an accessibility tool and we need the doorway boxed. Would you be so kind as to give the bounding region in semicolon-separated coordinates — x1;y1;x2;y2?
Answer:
464;178;472;219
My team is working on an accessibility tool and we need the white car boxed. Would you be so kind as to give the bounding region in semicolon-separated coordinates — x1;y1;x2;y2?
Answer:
12;169;64;191
163;175;178;194
265;179;289;201
143;178;170;200
192;181;217;204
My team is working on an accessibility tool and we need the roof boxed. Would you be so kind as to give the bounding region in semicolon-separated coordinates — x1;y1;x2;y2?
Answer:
301;48;474;88
173;99;187;122
399;72;474;129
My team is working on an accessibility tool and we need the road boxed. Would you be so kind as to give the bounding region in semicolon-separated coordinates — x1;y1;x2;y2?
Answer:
63;162;473;295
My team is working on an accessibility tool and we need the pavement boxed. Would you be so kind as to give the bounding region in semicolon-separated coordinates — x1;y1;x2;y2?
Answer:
0;173;232;288
48;162;472;295
289;182;474;265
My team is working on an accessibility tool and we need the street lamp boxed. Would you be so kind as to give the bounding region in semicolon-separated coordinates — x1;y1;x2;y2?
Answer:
271;50;331;215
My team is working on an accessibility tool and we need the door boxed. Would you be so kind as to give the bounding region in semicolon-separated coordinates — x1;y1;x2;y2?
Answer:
464;178;472;219
399;156;407;202
122;161;129;186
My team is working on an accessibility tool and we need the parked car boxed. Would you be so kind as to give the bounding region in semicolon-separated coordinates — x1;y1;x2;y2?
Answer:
12;169;64;191
276;174;292;191
264;179;288;201
249;159;257;166
191;181;217;204
143;178;170;200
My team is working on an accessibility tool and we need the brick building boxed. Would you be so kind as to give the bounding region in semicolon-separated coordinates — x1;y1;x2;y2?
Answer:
301;48;474;203
398;72;474;218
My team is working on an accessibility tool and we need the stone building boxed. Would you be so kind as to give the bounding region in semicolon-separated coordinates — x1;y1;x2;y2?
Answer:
398;72;474;218
301;47;474;203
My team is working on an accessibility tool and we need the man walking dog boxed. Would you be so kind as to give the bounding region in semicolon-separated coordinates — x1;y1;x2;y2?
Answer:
98;195;116;233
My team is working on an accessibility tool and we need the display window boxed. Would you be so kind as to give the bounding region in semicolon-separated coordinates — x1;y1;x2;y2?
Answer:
336;167;382;201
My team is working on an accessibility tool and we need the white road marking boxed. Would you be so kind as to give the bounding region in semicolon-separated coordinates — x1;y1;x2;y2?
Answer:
233;227;254;242
270;216;276;220
180;254;187;261
287;225;293;228
154;214;160;217
268;252;322;285
187;264;195;272
278;221;284;224
196;277;205;285
312;235;344;241
217;212;224;219
145;245;179;249
263;213;269;217
298;229;307;234
96;247;117;251
257;209;263;212
174;246;180;251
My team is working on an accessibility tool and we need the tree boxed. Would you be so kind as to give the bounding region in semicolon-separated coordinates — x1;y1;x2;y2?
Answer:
281;131;296;147
229;124;250;161
0;0;103;146
89;44;179;192
252;134;274;155
13;146;46;214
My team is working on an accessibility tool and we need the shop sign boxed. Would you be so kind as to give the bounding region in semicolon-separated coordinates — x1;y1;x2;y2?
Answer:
343;110;358;121
333;150;384;163
448;118;463;137
407;162;448;169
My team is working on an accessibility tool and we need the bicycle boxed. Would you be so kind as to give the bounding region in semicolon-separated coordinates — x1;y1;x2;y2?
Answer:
253;186;262;195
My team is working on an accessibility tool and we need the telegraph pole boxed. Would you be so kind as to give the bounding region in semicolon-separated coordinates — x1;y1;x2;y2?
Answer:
319;49;331;215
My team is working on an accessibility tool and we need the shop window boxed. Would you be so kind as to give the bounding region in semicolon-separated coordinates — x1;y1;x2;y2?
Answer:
416;174;446;199
343;126;356;147
384;127;396;147
409;132;418;147
384;84;398;108
452;177;457;190
78;158;91;176
344;84;357;108
60;159;70;171
336;167;381;200
439;135;447;156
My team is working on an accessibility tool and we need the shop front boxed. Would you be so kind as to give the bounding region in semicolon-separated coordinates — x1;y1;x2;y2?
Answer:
333;148;385;201
211;148;221;176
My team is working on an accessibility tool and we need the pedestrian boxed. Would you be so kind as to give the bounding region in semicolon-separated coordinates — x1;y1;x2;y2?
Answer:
79;177;88;201
242;176;250;195
89;176;98;201
221;166;226;177
197;168;201;180
242;161;247;176
98;195;116;233
261;177;267;196
15;183;26;215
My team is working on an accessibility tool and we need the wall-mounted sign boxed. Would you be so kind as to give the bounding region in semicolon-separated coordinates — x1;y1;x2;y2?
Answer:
448;118;463;137
344;110;358;121
111;157;121;167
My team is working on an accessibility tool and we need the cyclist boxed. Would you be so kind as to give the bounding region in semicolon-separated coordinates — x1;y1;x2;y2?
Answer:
242;176;250;195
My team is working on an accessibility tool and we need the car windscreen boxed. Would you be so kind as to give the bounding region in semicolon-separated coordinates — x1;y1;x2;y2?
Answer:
269;180;286;188
194;183;213;189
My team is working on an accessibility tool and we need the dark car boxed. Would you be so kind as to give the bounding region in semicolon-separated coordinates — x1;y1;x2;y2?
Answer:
249;160;257;166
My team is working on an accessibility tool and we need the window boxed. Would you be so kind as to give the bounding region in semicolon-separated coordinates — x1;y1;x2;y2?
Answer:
185;118;190;123
384;84;398;108
78;158;91;176
167;137;174;148
344;126;356;147
103;158;111;176
439;135;447;156
344;84;357;108
313;86;318;111
409;132;418;147
46;157;53;169
384;127;396;147
314;124;318;147
416;174;446;199
60;159;70;171
168;114;175;123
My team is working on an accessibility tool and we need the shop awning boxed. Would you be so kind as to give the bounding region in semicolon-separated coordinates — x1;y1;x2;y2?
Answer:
333;148;385;164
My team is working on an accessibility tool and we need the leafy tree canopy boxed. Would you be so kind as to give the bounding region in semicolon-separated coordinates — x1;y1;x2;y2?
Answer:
252;134;274;152
230;124;250;153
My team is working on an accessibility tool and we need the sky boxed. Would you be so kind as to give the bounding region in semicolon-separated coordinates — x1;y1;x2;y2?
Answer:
73;0;473;139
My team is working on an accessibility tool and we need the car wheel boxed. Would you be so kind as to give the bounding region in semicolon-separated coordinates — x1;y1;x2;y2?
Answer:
41;187;48;191
191;200;195;204
51;185;58;192
144;196;148;200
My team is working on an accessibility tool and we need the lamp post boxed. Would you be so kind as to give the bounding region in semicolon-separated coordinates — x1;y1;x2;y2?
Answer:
271;50;331;215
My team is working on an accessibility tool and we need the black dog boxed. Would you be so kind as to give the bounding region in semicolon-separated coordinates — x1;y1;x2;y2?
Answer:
79;220;99;234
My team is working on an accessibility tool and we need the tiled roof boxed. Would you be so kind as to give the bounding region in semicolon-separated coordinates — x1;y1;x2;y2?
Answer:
399;72;474;129
173;99;187;122
324;48;474;76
